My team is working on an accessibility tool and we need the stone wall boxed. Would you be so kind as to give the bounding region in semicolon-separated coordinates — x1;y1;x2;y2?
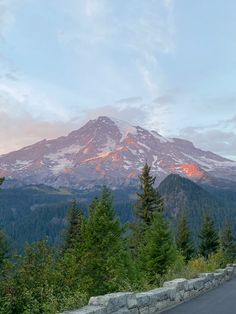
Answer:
62;264;236;314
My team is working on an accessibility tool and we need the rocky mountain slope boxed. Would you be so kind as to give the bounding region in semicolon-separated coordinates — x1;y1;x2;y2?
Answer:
0;116;236;188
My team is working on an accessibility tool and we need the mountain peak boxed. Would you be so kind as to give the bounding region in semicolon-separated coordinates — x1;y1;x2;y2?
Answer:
95;115;136;131
85;116;138;142
0;116;236;188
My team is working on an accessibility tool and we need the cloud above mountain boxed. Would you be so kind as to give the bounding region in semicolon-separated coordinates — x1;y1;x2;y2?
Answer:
1;0;236;160
179;114;236;161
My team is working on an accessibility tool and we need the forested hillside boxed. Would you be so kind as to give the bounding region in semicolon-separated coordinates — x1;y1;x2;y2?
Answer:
159;174;236;242
0;185;135;251
1;174;236;251
1;165;236;313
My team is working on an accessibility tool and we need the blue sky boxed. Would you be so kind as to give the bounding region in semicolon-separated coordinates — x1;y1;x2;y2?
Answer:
0;0;236;160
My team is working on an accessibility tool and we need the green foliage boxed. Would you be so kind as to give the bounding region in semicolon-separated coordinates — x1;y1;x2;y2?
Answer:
0;229;8;267
78;187;135;296
0;241;86;314
0;177;4;186
131;163;164;255
0;178;9;268
219;220;236;264
64;200;85;252
0;186;136;312
132;165;179;286
168;251;230;282
187;251;228;273
176;212;194;261
158;174;236;245
2;175;236;254
137;212;177;285
159;253;199;285
1;177;235;313
136;163;163;225
0;185;136;252
199;213;218;258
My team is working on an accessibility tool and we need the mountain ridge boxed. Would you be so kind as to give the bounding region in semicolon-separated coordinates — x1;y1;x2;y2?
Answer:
0;116;235;188
158;174;236;243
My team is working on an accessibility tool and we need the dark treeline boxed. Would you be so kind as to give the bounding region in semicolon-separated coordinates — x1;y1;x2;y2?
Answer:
0;185;135;252
0;165;236;313
1;176;236;253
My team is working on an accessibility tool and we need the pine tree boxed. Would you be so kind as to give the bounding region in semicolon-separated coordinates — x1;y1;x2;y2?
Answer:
79;187;134;296
176;212;194;261
136;163;164;226
199;213;218;258
130;163;165;256
0;177;7;266
138;212;176;283
219;220;236;263
0;177;4;186
0;229;8;267
64;200;85;251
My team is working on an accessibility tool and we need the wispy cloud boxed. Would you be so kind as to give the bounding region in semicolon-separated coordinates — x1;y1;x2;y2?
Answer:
0;0;14;39
139;65;159;96
0;0;27;40
0;74;70;121
0;73;80;153
58;0;176;97
153;89;178;106
84;0;106;18
83;104;148;125
83;97;172;135
115;96;143;105
179;114;236;160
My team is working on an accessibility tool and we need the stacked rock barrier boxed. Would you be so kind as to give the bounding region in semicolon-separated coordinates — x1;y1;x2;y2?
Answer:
63;264;236;314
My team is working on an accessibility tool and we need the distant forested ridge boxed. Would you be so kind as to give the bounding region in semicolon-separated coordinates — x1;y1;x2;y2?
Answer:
1;175;236;251
0;185;136;251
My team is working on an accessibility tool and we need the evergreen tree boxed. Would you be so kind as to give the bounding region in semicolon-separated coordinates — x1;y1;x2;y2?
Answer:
0;178;8;266
219;220;236;263
138;212;176;283
130;163;165;256
0;229;8;267
79;187;134;296
0;177;4;186
176;212;194;261
136;163;163;226
199;213;218;258
64;200;85;251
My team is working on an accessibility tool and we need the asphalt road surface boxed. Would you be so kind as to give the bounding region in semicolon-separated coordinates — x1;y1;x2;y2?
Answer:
162;276;236;314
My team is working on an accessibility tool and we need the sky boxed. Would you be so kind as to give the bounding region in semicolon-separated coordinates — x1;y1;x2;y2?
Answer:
0;0;236;160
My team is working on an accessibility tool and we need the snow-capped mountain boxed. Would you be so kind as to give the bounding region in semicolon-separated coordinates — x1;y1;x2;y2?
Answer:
0;116;236;188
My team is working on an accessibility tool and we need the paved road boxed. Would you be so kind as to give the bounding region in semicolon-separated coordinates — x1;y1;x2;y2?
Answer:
162;276;236;314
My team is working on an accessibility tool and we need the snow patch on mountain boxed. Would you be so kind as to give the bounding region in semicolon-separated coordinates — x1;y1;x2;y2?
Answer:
0;116;236;188
101;138;117;153
183;153;235;171
14;160;33;170
151;130;173;143
46;144;83;161
51;159;74;174
109;117;137;141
